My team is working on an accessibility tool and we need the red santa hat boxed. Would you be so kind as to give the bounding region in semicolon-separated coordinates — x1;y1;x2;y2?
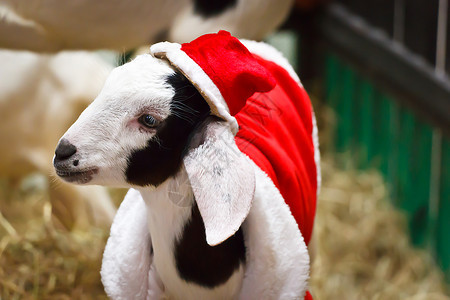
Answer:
150;30;276;134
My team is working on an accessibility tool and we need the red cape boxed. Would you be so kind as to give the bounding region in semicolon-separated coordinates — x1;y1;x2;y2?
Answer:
235;55;317;246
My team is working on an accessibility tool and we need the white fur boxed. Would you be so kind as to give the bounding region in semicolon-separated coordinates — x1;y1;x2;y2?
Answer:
100;165;308;299
312;111;321;194
0;0;293;51
169;0;294;43
60;54;176;188
240;165;309;299
0;0;185;51
101;188;152;299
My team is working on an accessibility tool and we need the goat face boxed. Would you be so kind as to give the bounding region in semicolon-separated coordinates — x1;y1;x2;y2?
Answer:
54;53;255;246
53;54;210;188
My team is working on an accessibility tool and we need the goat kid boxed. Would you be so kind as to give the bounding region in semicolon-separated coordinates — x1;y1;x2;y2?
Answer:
54;32;319;299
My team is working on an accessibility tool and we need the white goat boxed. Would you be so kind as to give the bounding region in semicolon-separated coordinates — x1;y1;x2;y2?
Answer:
0;50;116;228
54;33;319;299
0;0;293;51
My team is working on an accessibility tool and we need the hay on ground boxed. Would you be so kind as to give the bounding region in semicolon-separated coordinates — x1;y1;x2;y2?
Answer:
0;160;449;299
310;157;449;299
0;174;109;299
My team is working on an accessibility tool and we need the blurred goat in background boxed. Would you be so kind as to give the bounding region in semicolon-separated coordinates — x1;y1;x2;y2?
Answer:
0;0;294;52
0;50;116;228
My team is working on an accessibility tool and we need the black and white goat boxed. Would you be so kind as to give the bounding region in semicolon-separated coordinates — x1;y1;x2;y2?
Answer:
53;37;318;298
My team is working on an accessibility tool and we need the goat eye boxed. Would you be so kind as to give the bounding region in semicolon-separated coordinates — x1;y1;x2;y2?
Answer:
138;114;159;128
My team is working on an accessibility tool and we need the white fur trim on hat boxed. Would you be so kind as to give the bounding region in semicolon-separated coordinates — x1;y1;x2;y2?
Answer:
150;42;239;134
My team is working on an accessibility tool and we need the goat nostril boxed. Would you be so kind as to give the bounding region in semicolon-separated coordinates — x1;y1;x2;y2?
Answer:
55;138;77;160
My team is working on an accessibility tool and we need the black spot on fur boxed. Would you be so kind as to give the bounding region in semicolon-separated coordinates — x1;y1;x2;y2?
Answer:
175;203;246;288
126;72;210;186
194;0;237;17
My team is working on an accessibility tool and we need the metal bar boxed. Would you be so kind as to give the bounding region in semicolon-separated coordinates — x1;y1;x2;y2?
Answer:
319;3;450;134
436;0;448;76
429;129;442;256
393;0;405;44
429;0;447;257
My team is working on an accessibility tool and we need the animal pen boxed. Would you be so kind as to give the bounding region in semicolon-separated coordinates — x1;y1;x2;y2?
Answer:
279;0;450;289
1;1;450;299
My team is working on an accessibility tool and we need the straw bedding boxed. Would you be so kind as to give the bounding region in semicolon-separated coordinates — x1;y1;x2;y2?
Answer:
310;157;449;299
0;161;448;299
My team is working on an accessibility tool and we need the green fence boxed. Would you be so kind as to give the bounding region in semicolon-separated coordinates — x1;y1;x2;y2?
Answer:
325;53;450;280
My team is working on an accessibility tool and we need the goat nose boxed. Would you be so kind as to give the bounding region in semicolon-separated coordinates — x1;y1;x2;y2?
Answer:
55;138;77;160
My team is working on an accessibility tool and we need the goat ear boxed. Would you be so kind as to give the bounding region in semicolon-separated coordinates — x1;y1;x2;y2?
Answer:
183;120;255;246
